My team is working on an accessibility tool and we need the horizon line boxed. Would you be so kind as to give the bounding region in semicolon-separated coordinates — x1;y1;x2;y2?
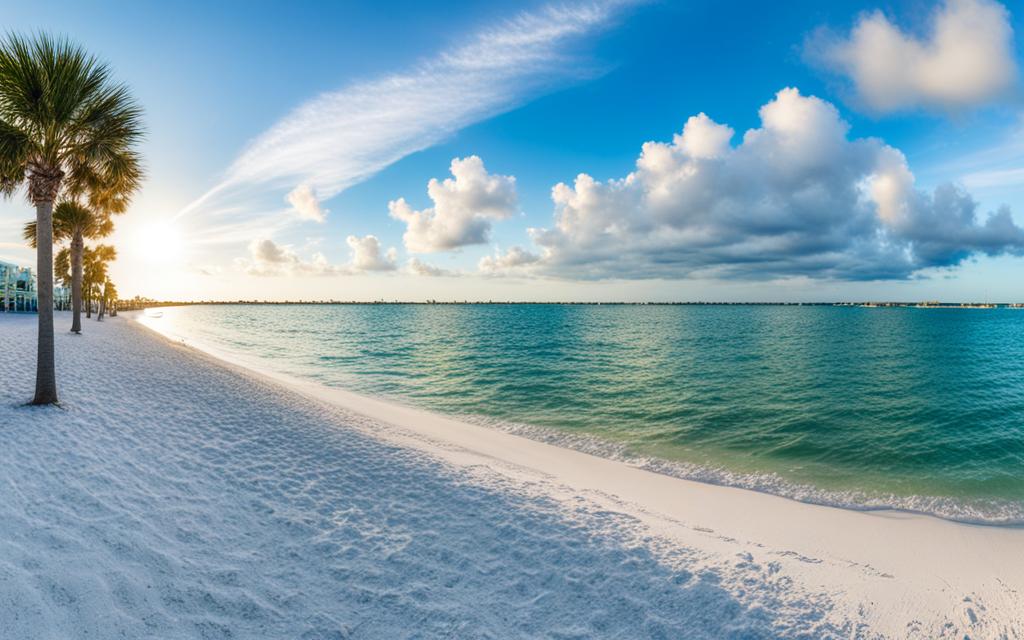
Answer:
117;299;1024;307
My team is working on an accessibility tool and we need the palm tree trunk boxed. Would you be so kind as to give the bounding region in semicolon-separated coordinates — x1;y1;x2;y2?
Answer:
85;284;92;318
98;281;106;320
32;200;58;405
71;232;83;333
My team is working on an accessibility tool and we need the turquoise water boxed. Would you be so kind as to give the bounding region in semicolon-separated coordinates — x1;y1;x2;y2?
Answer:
155;304;1024;524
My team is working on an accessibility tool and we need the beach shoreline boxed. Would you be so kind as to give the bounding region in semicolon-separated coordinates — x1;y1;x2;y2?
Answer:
138;302;1024;529
2;311;1022;638
134;311;1024;638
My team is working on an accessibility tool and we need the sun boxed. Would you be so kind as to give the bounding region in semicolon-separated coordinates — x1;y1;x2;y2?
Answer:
134;219;185;266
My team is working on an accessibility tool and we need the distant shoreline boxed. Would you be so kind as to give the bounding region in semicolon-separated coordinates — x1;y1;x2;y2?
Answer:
119;299;1024;309
110;299;1024;311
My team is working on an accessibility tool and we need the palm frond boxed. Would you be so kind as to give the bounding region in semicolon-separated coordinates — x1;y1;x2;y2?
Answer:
0;31;143;205
54;245;71;285
0;117;30;198
23;219;37;247
24;200;114;247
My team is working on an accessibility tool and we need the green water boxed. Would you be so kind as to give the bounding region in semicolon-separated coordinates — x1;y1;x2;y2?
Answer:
156;304;1024;524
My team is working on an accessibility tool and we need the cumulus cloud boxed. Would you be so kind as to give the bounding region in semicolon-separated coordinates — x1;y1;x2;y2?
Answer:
286;184;328;222
674;113;734;159
406;257;452;277
250;238;291;264
808;0;1017;112
479;246;541;273
346;235;397;271
492;87;1024;280
240;238;339;277
239;235;401;276
389;156;518;252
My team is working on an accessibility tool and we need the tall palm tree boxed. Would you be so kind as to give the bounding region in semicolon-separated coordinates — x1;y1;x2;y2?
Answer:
24;202;113;333
0;33;143;404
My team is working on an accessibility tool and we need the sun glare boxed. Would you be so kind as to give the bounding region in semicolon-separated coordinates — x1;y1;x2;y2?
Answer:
135;220;185;266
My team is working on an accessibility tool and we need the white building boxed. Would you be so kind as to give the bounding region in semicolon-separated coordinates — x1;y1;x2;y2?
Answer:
0;260;71;312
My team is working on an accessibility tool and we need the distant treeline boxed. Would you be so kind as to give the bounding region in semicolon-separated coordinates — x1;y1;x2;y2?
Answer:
118;298;1024;308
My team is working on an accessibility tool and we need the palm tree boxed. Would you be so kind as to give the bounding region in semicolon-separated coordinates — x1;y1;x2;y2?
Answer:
83;244;115;319
105;280;118;317
0;33;143;404
24;202;113;333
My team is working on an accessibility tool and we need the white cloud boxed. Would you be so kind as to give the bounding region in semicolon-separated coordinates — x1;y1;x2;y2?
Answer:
406;257;452;277
674;113;734;159
346;235;397;272
808;0;1018;112
491;87;1024;280
479;246;541;273
250;238;294;264
240;238;340;277
389;156;518;252
286;184;328;222
240;235;399;276
177;0;629;235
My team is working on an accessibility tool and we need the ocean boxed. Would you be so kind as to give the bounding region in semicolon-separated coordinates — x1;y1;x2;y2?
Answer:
153;303;1024;525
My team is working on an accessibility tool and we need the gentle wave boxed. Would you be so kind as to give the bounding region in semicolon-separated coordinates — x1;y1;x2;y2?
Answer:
462;414;1024;526
146;304;1024;526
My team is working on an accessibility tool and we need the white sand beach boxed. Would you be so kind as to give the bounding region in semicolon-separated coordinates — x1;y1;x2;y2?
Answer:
2;312;1023;639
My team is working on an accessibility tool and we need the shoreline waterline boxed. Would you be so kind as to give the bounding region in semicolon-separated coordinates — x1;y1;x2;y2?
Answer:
126;310;1024;636
464;414;1024;527
12;311;863;638
136;304;1024;527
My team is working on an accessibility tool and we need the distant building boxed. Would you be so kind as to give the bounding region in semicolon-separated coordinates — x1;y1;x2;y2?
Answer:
1;260;71;312
1;260;37;312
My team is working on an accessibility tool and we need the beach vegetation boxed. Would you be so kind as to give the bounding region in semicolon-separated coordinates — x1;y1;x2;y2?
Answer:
82;244;115;319
24;201;113;333
0;33;143;404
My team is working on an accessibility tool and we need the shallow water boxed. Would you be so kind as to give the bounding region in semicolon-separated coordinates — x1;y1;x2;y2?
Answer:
156;304;1024;524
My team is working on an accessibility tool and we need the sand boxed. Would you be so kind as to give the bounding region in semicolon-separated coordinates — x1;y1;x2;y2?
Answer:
1;311;1022;638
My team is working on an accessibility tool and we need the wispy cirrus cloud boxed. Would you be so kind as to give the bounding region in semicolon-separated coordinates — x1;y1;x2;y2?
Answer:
179;0;634;233
962;166;1024;189
918;117;1024;191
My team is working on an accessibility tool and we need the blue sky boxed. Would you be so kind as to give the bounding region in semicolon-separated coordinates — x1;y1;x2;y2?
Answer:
2;0;1023;301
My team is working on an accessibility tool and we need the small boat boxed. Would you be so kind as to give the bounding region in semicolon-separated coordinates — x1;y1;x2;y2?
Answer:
144;309;163;318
